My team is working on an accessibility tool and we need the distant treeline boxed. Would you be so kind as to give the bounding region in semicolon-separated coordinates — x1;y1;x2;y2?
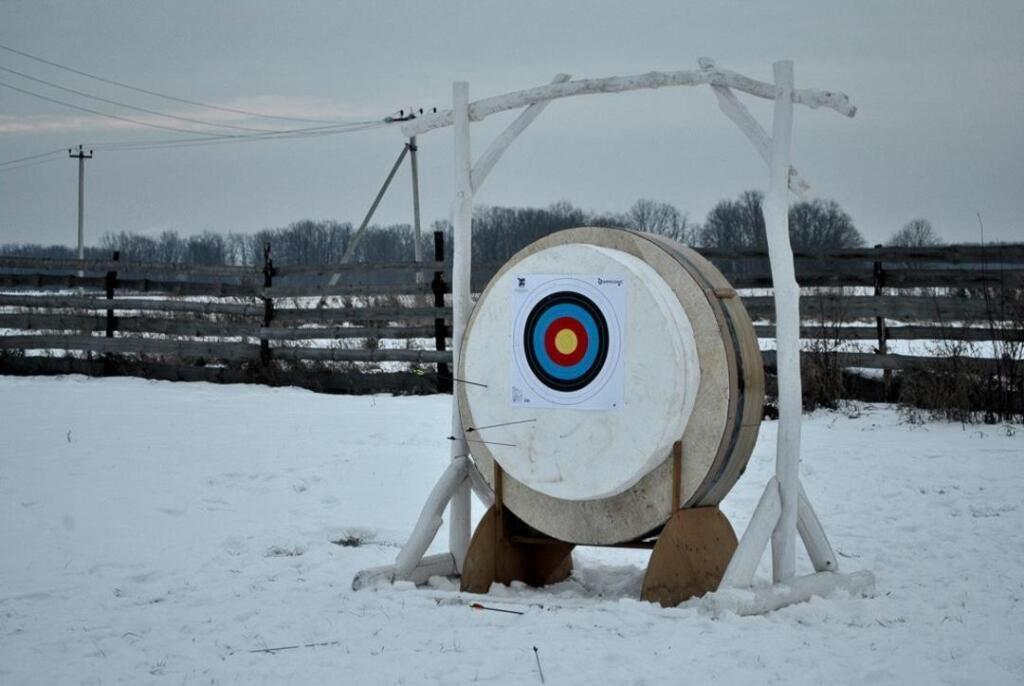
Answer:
2;191;964;267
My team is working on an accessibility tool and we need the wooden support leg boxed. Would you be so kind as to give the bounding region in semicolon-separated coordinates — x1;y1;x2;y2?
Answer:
641;506;738;607
460;505;575;594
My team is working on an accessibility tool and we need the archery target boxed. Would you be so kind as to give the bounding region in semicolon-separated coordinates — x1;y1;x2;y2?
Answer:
511;276;625;410
459;228;765;545
461;242;699;502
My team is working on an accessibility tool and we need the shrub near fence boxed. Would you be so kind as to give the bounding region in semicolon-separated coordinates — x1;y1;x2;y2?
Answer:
0;239;1021;418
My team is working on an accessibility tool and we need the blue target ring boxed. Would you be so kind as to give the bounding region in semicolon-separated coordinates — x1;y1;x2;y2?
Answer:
524;291;609;392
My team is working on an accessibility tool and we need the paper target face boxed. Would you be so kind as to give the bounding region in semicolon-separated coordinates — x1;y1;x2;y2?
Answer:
511;275;625;410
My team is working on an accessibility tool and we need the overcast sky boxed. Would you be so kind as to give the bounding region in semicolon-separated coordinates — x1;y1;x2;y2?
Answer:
2;0;1022;248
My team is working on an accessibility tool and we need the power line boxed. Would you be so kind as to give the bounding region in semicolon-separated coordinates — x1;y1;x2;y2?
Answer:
89;115;390;147
91;122;388;154
86;120;386;151
0;148;67;167
0;156;65;174
1;116;387;174
0;77;388;153
0;42;372;125
80;106;428;153
0;64;282;133
0;120;389;172
0;79;226;136
0;100;410;170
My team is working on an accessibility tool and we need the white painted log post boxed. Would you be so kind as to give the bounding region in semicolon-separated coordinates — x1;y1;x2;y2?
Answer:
720;477;781;587
372;78;559;585
797;482;838;572
394;457;469;578
448;81;473;570
707;60;866;608
764;61;799;584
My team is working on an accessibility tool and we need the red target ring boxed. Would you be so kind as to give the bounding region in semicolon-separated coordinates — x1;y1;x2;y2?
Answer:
543;316;589;366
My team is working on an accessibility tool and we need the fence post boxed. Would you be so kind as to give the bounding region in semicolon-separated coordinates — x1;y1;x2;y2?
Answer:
873;244;891;399
105;250;119;338
432;230;451;392
261;243;273;367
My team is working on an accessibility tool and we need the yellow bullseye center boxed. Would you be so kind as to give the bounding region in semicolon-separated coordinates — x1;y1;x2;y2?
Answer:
554;328;578;355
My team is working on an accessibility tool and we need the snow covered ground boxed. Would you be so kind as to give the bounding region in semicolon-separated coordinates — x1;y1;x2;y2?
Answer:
1;375;1022;684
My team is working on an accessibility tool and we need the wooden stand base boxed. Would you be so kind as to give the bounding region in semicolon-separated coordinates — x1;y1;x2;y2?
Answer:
460;503;737;606
460;505;574;594
641;506;738;606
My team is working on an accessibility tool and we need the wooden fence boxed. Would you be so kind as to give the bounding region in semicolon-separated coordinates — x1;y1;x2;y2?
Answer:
0;237;1021;399
0;232;454;393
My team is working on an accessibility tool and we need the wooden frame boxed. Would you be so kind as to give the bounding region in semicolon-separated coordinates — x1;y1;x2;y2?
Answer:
355;58;875;612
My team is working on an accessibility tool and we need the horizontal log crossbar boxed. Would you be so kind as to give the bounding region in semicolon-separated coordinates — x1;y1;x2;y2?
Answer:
402;65;856;137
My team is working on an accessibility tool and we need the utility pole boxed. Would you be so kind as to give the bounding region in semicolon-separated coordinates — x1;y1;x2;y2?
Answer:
69;145;93;265
385;105;434;270
317;106;434;308
409;135;423;282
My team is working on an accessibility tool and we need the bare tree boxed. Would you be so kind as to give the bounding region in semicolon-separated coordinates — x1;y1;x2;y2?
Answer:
888;218;944;247
698;190;767;250
626;199;695;243
699;191;864;251
788;198;865;250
